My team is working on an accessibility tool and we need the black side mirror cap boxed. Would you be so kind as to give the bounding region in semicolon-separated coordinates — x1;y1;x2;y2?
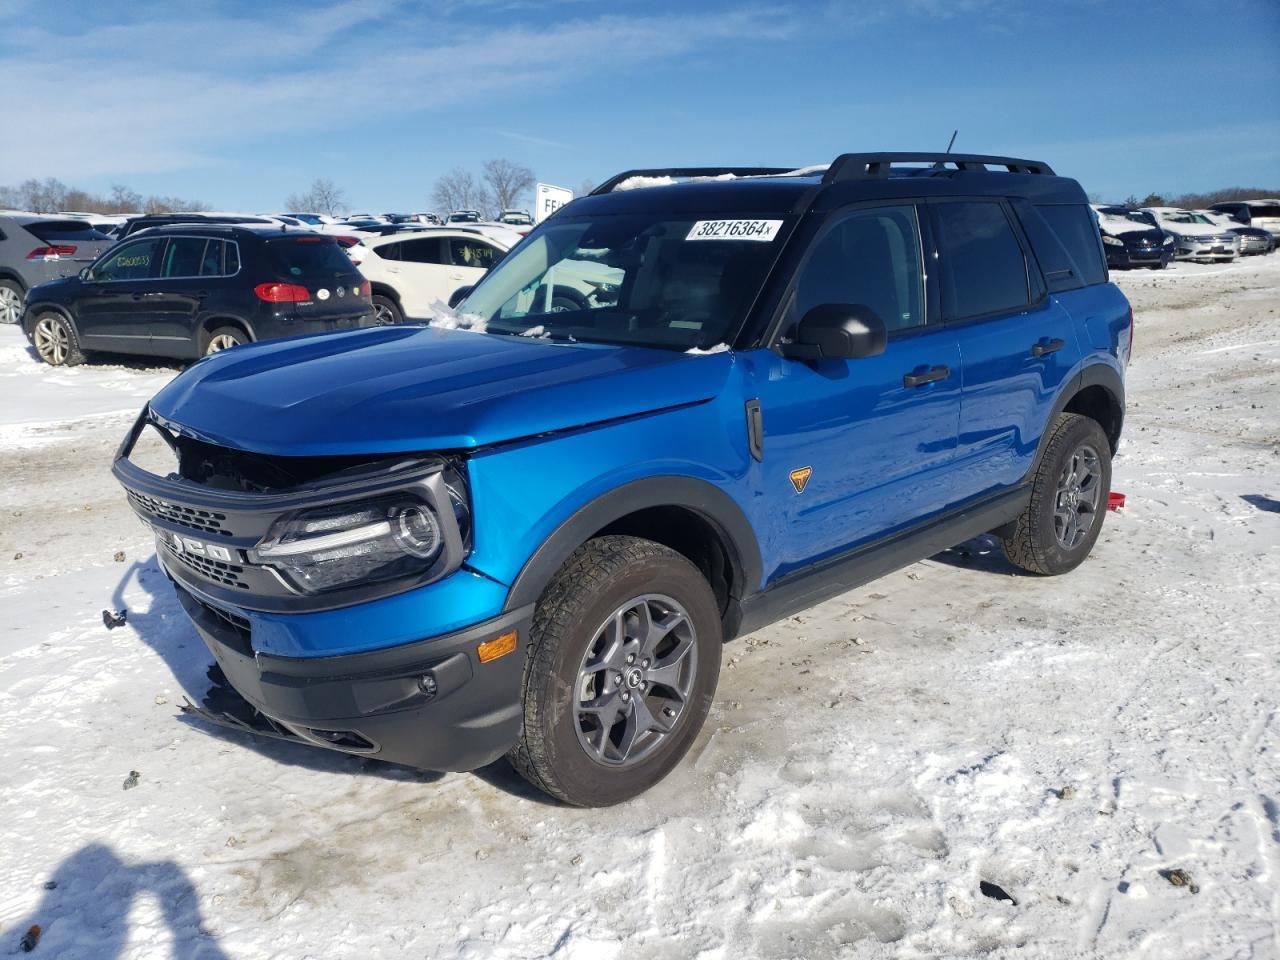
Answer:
447;285;474;309
778;303;888;361
79;267;91;281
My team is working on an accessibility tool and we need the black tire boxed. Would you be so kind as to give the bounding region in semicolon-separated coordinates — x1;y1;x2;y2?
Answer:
0;278;24;325
1002;413;1111;575
204;326;246;356
508;535;722;806
30;311;85;366
371;294;402;325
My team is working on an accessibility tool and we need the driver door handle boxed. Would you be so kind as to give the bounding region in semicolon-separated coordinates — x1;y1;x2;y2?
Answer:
903;365;950;388
1032;337;1065;357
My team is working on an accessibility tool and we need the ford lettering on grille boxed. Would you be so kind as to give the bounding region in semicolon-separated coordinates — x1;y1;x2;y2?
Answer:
166;530;234;563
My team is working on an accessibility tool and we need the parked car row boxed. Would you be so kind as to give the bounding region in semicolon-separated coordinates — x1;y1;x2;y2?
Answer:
1091;198;1277;268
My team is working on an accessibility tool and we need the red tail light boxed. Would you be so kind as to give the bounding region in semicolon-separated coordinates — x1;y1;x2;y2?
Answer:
333;235;359;248
254;282;311;303
358;280;371;298
294;236;323;244
27;245;76;260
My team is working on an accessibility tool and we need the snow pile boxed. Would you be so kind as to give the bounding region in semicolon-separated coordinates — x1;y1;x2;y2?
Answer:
685;343;730;355
425;298;487;332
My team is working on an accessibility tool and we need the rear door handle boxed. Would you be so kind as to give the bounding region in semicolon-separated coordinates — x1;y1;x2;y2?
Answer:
1032;337;1065;357
902;365;950;388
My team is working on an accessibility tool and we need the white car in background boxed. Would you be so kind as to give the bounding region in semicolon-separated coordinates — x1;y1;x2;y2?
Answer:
357;227;513;324
1141;207;1239;262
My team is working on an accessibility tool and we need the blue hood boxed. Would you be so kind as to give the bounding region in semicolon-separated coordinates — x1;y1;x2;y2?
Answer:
148;325;733;456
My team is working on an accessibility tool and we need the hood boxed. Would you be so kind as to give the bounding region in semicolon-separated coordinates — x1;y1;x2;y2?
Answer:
147;325;734;456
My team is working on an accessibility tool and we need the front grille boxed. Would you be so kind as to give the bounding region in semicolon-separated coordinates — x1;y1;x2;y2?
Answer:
128;490;232;537
163;540;250;590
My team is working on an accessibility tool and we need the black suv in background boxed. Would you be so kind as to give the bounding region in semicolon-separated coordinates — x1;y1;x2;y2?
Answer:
21;225;374;366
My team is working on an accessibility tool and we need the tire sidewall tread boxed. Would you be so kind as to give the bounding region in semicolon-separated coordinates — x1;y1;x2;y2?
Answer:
508;535;722;807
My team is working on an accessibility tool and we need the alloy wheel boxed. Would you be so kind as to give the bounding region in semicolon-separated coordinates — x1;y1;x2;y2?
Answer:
205;333;242;354
33;316;69;365
1054;443;1102;549
0;286;21;325
574;594;698;767
373;301;396;325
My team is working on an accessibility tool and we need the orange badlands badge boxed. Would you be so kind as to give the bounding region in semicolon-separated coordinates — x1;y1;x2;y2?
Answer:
789;466;812;494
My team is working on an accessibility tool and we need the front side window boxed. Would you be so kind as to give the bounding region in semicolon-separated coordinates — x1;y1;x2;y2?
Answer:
449;238;499;270
93;238;163;281
459;213;790;350
934;201;1030;320
790;205;924;334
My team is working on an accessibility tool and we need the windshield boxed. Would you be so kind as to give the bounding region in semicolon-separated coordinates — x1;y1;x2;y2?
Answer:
458;213;789;351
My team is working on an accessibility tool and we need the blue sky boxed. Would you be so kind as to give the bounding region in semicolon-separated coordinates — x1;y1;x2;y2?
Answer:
1;0;1277;211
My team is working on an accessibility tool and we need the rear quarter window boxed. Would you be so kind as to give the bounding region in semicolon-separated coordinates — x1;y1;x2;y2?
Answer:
1035;204;1107;286
933;201;1031;320
265;237;355;278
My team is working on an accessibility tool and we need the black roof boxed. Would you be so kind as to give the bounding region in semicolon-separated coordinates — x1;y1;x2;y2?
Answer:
130;222;331;239
570;152;1087;218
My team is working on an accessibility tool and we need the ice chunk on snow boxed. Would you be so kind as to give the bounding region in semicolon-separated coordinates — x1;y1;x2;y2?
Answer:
426;299;487;332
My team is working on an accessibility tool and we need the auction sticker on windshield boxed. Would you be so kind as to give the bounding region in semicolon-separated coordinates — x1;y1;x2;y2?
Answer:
686;219;783;242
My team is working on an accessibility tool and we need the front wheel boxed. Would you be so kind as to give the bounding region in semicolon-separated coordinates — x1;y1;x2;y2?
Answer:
31;312;85;366
1002;413;1111;575
508;535;722;806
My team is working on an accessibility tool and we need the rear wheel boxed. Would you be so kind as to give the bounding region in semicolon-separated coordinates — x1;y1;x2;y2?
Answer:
204;326;246;355
1001;413;1111;575
0;279;23;325
508;535;722;806
371;294;402;325
31;312;84;366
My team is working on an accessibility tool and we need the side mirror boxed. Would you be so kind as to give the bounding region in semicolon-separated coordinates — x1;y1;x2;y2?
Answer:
779;304;887;361
79;267;91;281
447;285;474;309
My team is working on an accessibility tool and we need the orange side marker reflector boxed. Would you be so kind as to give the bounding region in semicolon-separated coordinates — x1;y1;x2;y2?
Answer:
477;630;518;664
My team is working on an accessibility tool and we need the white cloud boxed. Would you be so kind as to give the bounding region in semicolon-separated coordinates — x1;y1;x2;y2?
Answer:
0;5;795;182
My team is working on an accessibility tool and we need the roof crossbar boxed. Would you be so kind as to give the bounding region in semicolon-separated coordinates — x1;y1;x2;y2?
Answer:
823;152;1055;182
590;166;797;196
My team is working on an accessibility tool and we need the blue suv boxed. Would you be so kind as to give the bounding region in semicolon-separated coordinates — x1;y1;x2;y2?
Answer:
113;153;1131;806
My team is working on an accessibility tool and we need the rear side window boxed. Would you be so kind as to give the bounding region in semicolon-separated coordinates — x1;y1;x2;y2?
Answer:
793;205;924;333
26;221;113;243
94;237;163;281
160;237;209;278
398;238;446;264
934;201;1030;320
1036;204;1106;286
1250;204;1280;218
265;237;353;278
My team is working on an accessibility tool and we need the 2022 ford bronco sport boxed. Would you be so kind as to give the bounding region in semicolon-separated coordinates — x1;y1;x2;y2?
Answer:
114;153;1131;806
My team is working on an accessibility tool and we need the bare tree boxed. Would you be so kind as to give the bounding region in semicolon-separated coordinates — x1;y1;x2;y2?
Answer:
284;178;348;216
481;158;535;214
432;167;486;215
109;184;143;214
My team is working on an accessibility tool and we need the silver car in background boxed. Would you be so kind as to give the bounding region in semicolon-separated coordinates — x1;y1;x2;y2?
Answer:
0;213;115;323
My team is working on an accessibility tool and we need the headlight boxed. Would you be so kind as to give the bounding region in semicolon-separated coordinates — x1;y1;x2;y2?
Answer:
1102;235;1124;246
1163;235;1174;246
251;494;446;594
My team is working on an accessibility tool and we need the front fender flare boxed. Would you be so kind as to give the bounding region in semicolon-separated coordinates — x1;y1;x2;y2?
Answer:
502;476;763;614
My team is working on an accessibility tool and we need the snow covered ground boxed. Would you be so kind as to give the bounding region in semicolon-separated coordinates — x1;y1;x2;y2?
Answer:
0;255;1277;959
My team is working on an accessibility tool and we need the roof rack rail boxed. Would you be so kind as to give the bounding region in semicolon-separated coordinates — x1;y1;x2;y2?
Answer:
590;166;797;196
823;152;1055;182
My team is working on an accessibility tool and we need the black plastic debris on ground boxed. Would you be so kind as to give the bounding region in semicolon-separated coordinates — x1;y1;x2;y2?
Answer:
102;609;128;630
122;770;140;791
980;880;1018;905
